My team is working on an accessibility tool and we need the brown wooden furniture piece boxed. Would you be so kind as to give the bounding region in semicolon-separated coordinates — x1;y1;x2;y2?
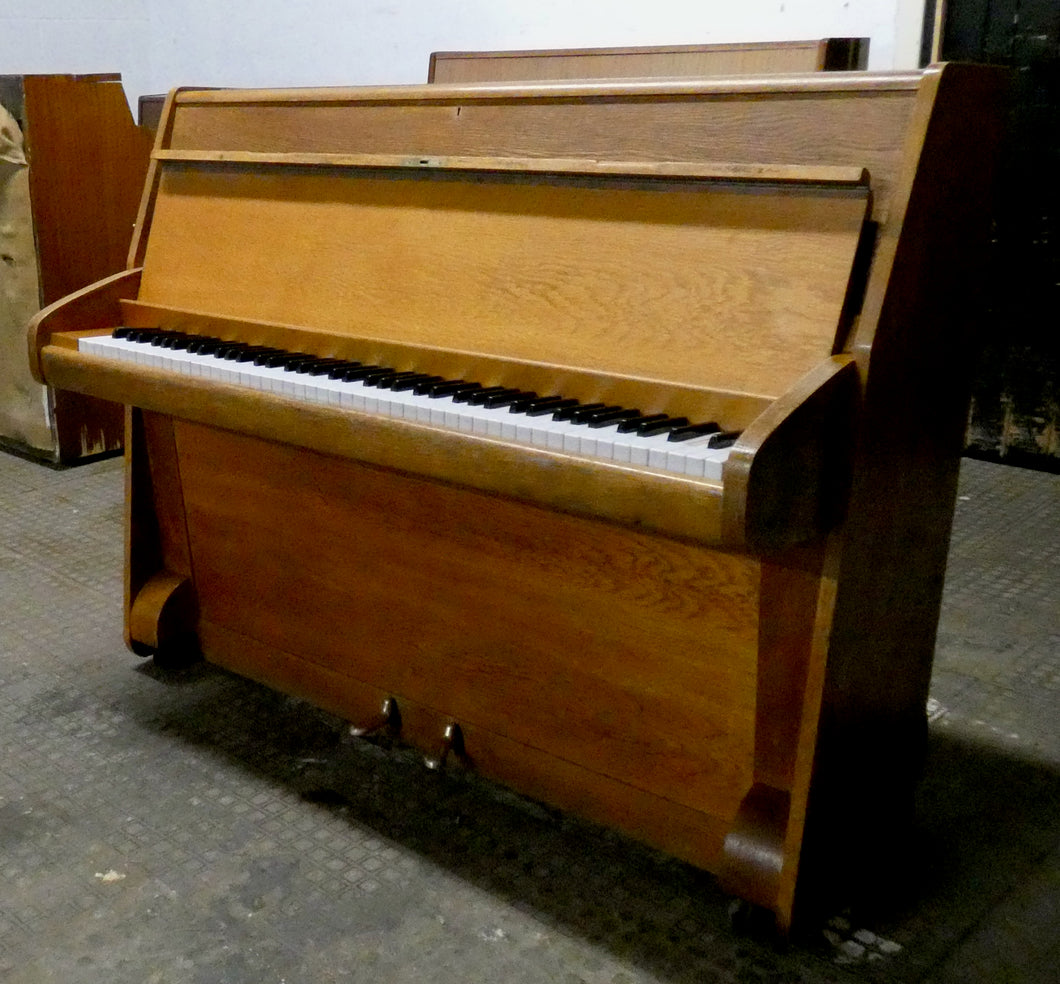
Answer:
428;38;868;83
138;94;168;136
0;74;152;463
28;66;1005;930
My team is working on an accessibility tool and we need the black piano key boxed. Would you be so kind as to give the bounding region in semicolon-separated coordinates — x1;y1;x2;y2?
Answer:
571;403;621;424
392;373;444;392
148;331;174;346
372;370;418;389
426;379;476;398
326;360;363;378
552;401;600;421
303;359;348;376
410;375;449;395
667;422;721;442
637;415;689;436
618;412;665;433
339;363;386;381
524;397;578;417
184;336;218;354
361;368;400;386
112;326;133;338
508;393;559;413
483;389;537;409
158;332;189;348
462;386;510;405
218;342;251;359
250;347;286;365
706;430;740;449
294;358;343;374
127;328;164;343
586;408;641;428
274;353;319;370
235;346;276;362
254;350;289;366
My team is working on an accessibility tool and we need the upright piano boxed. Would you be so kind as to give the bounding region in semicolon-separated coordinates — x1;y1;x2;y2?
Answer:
28;65;1006;930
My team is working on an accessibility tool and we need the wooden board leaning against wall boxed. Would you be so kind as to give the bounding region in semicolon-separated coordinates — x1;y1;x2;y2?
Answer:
0;74;152;464
428;38;869;83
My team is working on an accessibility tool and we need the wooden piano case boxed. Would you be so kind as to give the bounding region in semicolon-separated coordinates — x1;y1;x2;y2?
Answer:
29;67;1006;930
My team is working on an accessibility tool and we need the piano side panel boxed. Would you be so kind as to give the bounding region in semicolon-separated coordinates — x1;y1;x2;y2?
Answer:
136;165;867;401
792;64;1010;909
169;420;760;823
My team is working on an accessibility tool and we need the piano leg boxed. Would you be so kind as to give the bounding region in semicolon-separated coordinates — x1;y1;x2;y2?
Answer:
720;540;839;932
124;407;199;665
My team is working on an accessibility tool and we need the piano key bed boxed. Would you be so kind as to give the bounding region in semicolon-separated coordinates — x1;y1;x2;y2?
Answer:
82;328;739;481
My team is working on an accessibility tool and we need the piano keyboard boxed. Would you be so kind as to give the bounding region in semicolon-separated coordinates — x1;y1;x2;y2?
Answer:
80;329;738;481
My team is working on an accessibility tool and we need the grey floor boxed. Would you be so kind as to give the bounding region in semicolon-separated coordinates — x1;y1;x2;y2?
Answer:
0;450;1057;984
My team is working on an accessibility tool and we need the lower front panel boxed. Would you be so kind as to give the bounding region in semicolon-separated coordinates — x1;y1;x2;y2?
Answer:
171;420;762;873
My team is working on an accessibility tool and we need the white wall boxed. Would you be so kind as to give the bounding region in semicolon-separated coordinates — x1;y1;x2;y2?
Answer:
1;1;151;109
2;0;924;112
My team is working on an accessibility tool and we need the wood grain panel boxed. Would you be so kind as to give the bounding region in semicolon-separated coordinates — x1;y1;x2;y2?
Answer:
138;165;866;399
163;80;917;225
22;76;151;305
4;75;150;461
200;618;732;869
428;39;868;84
175;421;760;816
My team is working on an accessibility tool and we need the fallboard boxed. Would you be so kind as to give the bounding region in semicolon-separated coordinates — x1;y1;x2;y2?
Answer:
137;155;870;402
115;300;772;429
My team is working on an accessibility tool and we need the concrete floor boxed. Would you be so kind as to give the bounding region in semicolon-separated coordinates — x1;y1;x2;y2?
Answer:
0;450;1057;983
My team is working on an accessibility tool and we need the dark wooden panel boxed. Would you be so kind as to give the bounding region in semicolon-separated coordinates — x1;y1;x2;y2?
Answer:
936;0;1060;468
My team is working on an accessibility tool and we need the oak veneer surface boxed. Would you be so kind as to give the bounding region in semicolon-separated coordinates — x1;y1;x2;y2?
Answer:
427;39;868;84
176;421;759;825
199;616;738;867
137;166;867;401
156;79;916;229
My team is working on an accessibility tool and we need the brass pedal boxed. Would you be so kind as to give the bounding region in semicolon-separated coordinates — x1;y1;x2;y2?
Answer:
424;722;467;771
348;697;400;738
